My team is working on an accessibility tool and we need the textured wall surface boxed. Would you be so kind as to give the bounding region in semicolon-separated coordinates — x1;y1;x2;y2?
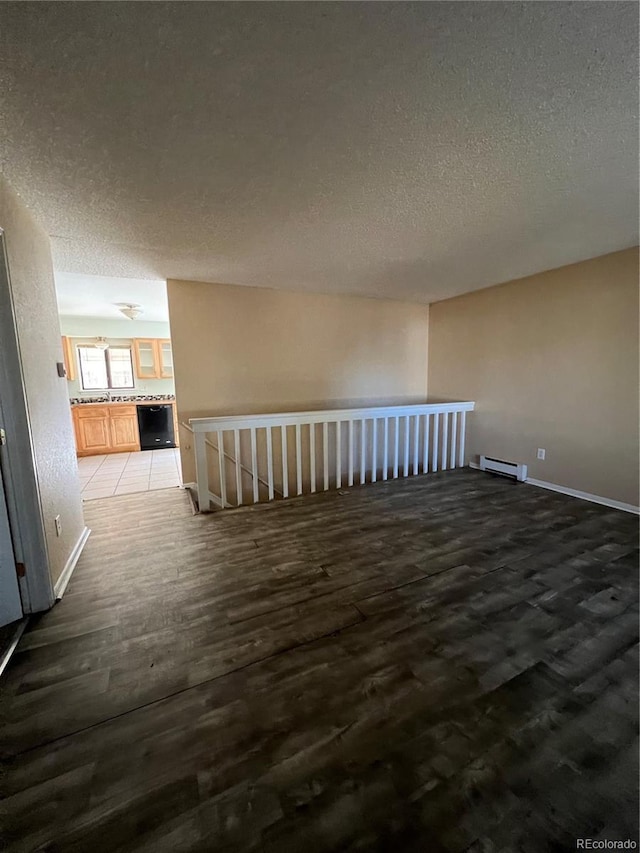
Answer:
0;175;85;587
168;280;429;483
0;3;637;302
428;248;640;506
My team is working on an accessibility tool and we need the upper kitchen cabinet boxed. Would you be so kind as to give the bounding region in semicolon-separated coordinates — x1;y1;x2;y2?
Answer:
158;340;173;379
132;339;158;379
61;336;77;381
132;338;173;380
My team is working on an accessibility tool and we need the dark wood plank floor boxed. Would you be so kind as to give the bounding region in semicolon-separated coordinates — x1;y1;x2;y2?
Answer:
1;469;638;852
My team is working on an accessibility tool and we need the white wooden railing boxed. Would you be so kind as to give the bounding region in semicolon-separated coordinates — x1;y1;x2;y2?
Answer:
181;421;284;498
189;401;475;512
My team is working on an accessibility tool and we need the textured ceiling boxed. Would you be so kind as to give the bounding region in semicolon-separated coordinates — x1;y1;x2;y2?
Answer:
55;273;168;321
0;2;637;303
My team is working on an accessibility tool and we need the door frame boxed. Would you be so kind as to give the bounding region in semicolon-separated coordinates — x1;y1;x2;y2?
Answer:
0;442;23;625
0;227;55;613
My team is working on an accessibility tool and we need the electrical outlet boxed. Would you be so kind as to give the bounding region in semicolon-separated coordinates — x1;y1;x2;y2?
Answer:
55;515;62;537
537;448;546;461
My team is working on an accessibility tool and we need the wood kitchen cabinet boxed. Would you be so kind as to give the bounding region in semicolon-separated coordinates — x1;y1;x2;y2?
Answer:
73;404;140;456
61;336;77;381
157;340;173;379
107;406;140;452
132;339;173;380
132;339;157;379
74;407;112;455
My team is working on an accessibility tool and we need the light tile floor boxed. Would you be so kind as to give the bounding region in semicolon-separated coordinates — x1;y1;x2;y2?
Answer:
78;448;182;501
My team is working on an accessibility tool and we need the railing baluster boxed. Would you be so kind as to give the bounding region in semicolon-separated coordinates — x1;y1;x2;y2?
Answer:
323;421;329;490
423;414;430;473
266;426;274;500
348;420;354;487
432;413;439;473
296;423;302;495
393;416;399;479
217;430;227;508
234;429;242;505
310;423;316;493
450;411;457;470
194;431;210;511
251;427;259;502
413;414;420;475
383;418;389;481
403;416;410;476
371;418;377;483
360;419;366;484
458;411;466;468
441;412;449;471
281;425;289;498
335;421;341;488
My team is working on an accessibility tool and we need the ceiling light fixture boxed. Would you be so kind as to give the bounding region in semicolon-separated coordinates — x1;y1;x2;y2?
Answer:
116;303;143;320
94;337;109;351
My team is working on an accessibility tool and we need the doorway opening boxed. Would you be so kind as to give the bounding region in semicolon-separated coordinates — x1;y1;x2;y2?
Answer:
54;273;182;500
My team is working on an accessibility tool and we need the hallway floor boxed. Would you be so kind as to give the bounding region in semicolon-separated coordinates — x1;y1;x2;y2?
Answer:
77;447;182;499
1;470;638;851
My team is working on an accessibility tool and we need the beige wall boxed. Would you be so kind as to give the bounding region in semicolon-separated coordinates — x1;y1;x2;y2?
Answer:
167;280;429;484
0;174;85;592
428;248;639;507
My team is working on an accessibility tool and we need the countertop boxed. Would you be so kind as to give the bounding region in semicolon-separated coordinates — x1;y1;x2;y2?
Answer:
70;395;175;408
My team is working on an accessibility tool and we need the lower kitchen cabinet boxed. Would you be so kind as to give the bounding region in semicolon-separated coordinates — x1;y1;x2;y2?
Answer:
74;407;112;455
107;406;140;452
73;402;178;457
73;405;140;456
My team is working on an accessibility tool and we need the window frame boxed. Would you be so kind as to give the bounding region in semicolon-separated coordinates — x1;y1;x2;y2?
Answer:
77;345;136;391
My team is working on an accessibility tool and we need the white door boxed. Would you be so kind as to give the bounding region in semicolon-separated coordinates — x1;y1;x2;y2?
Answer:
0;440;23;626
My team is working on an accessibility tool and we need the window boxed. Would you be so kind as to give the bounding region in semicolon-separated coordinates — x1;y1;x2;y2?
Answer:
78;346;135;390
108;347;135;389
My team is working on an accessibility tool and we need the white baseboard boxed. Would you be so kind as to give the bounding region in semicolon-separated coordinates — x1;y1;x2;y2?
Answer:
0;617;28;678
469;462;639;515
524;478;639;515
54;526;91;599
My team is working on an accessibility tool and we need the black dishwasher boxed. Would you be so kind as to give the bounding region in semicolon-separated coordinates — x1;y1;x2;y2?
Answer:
136;404;176;450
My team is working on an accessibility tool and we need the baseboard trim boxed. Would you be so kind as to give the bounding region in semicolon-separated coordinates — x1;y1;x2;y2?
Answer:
469;462;639;515
524;478;639;515
0;617;28;678
54;526;91;600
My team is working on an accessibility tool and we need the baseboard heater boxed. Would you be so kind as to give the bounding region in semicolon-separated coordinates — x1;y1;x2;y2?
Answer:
479;455;527;482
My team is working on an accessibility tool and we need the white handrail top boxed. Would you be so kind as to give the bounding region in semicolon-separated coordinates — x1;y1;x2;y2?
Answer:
189;401;475;433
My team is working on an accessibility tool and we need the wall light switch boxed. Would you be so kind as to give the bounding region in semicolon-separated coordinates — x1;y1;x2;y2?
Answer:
55;515;62;537
537;448;546;460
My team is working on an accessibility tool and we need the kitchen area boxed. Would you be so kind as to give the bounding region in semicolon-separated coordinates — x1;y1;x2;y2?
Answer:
56;274;183;500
